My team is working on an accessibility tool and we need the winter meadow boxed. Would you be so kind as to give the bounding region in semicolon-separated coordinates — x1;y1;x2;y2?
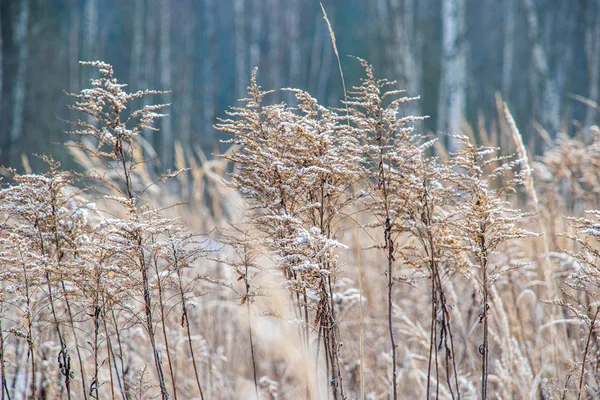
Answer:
1;1;600;399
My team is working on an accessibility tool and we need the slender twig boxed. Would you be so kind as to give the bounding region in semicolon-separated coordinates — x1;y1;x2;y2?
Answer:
577;306;600;400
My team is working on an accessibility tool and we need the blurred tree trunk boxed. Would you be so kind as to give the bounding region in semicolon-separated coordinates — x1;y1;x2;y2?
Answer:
83;0;97;69
287;0;301;86
68;0;80;94
389;0;420;117
144;0;157;150
502;0;514;97
375;0;393;77
179;5;195;149
437;0;466;151
234;0;248;99
10;0;30;167
523;0;561;139
203;0;217;146
316;4;333;104
249;0;263;72
131;0;145;92
160;0;173;167
267;0;281;102
585;0;600;135
309;13;323;95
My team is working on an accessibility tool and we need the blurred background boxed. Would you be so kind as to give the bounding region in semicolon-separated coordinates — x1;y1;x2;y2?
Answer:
0;0;598;170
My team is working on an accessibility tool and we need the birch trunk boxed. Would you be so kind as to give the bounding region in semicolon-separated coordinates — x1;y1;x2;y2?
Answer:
234;0;247;99
144;0;157;150
179;10;195;149
160;0;173;167
10;0;30;167
502;0;515;96
523;0;561;138
389;0;420;117
83;0;97;67
249;0;263;72
585;0;600;135
437;0;467;152
287;0;301;86
267;0;281;102
130;0;145;92
203;0;217;146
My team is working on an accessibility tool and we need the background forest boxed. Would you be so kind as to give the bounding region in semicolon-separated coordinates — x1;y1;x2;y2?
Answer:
1;1;600;400
0;0;599;168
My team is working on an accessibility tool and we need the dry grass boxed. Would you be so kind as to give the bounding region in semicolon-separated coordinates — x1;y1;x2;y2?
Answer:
0;59;599;400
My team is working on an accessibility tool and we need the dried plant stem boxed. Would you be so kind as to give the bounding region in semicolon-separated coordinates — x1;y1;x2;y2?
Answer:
154;258;178;400
110;310;128;398
376;114;398;400
480;247;489;400
139;252;168;399
577;307;599;400
116;132;168;400
0;306;11;400
22;263;37;400
102;315;116;400
385;216;397;400
91;288;101;399
44;274;72;400
62;280;89;400
243;263;258;400
175;266;204;400
355;207;365;399
106;323;126;400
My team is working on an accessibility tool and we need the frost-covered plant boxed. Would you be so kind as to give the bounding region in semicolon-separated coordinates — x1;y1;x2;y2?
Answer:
550;211;600;398
534;127;600;214
0;158;93;399
343;58;431;399
448;137;540;399
217;69;363;398
66;61;204;400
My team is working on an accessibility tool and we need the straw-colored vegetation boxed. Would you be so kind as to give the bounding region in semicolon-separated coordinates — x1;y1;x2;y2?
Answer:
0;58;599;400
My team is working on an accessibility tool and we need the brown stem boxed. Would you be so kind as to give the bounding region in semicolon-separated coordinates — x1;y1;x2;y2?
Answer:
175;265;204;400
244;263;258;400
102;312;116;400
22;263;37;400
577;306;600;400
154;257;177;400
0;305;11;400
61;280;88;400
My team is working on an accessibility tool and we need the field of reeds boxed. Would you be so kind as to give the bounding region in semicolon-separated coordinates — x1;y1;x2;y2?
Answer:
0;57;599;400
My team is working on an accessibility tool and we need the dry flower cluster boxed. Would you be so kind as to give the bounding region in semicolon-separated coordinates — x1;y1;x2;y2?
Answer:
0;59;599;400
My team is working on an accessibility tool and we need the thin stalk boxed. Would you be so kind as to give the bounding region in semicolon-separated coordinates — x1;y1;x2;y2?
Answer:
327;274;345;400
61;280;88;400
244;262;258;400
0;305;11;400
481;245;489;400
116;134;168;400
175;263;204;400
427;278;436;400
154;257;177;400
10;338;21;394
102;313;116;400
44;273;72;400
355;207;365;399
385;216;397;399
22;262;36;400
110;310;128;399
577;307;599;400
91;299;101;400
139;251;168;400
302;288;310;400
